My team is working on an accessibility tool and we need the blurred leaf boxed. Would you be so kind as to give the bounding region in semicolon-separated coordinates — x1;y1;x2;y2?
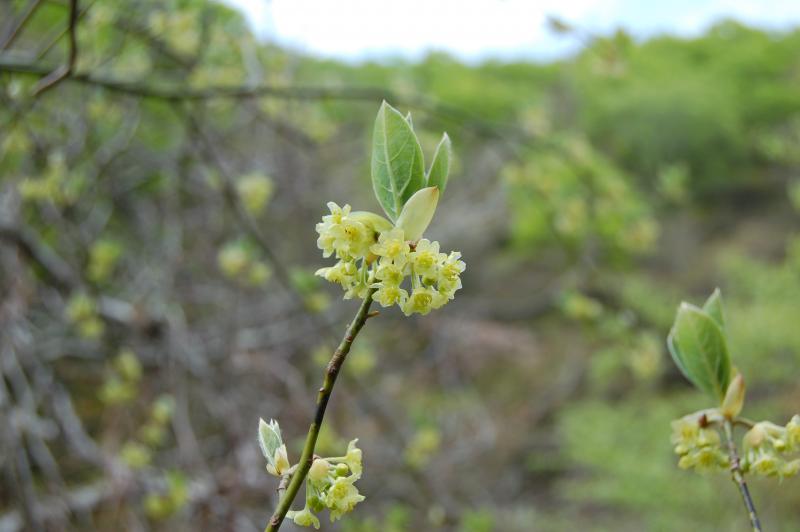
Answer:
702;288;726;330
668;303;731;400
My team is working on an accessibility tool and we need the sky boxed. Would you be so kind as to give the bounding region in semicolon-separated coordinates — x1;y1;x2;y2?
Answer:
222;0;800;62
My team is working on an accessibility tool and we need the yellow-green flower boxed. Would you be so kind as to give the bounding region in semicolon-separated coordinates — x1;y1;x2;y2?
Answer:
315;260;358;287
670;415;701;455
439;251;465;283
287;507;320;529
678;446;727;472
786;415;800;450
781;459;800;478
315;202;377;260
315;202;349;256
409;239;442;277
669;413;727;472
324;475;365;522
402;286;445;316
437;251;465;297
750;449;779;477
370;227;409;263
343;439;363;476
343;278;370;300
337;219;372;259
374;261;406;287
373;284;408;308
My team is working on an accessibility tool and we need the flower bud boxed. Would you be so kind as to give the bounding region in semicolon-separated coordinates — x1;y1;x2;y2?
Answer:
396;186;439;242
267;444;290;476
744;423;767;449
308;458;330;483
335;463;350;477
720;373;745;418
309;495;324;513
782;459;800;477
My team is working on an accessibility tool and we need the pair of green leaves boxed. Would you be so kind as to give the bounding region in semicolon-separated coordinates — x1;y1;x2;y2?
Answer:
371;101;452;222
667;289;732;402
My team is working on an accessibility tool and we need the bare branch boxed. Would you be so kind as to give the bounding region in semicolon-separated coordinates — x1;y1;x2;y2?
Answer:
0;0;45;51
0;222;77;290
31;0;79;96
0;56;523;144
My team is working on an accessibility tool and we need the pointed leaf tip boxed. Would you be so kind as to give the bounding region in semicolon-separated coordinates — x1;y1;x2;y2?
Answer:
427;133;452;193
703;288;726;329
396;186;439;241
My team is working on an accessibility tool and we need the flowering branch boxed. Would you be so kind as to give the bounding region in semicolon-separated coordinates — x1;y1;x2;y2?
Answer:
667;289;799;530
266;287;377;531
722;419;762;532
257;103;463;530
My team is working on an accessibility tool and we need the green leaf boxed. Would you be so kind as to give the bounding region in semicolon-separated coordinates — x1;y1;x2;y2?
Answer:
371;102;425;221
702;288;725;329
426;133;452;193
258;418;282;461
668;303;731;400
396;186;439;241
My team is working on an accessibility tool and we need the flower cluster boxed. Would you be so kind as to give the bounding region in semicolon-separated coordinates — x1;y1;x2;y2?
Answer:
314;201;465;316
670;412;729;472
287;439;365;528
259;419;365;529
741;417;800;478
671;410;800;478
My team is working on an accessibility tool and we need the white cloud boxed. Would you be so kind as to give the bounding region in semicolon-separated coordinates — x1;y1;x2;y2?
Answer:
221;0;800;62
225;0;617;60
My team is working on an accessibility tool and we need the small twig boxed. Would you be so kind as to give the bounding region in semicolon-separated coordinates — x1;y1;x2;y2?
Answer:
32;0;78;96
0;222;164;331
0;222;78;290
34;0;94;60
0;0;45;50
180;111;301;302
265;288;377;531
722;419;762;532
0;57;526;146
276;474;290;500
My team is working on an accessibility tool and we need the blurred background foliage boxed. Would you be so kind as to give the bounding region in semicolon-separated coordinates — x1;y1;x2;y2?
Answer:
1;0;799;530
